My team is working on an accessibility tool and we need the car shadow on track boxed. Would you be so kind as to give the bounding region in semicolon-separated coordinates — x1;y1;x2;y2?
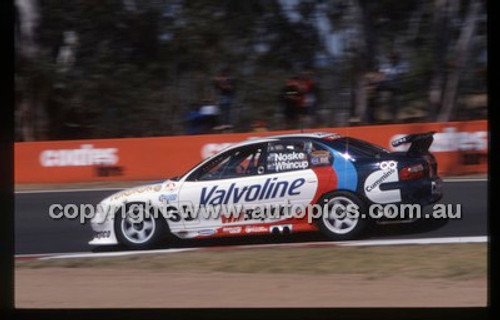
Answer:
91;218;449;253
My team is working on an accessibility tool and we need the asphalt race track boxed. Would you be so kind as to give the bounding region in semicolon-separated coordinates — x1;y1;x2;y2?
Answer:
15;180;487;255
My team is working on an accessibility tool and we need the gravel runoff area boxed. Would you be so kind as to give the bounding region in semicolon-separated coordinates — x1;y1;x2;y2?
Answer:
16;243;487;308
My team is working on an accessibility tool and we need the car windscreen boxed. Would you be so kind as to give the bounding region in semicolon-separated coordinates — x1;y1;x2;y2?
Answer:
321;137;390;158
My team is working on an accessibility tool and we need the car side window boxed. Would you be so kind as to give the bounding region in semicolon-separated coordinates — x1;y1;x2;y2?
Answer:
266;140;311;173
188;144;265;181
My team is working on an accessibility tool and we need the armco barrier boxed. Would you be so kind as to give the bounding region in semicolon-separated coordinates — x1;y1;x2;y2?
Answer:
14;120;487;184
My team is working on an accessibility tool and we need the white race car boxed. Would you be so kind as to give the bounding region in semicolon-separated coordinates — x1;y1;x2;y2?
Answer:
89;132;442;249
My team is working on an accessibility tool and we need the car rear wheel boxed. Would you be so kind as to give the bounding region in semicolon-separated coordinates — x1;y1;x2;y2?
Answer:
114;203;168;249
315;191;370;241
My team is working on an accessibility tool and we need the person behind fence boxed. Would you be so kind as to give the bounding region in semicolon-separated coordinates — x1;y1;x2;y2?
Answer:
298;70;319;128
362;71;385;124
280;76;302;129
198;98;220;133
213;68;236;126
251;120;268;132
377;52;408;121
185;103;203;135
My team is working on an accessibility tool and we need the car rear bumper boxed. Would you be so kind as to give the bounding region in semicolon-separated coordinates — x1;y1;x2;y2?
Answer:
379;176;443;206
402;177;443;205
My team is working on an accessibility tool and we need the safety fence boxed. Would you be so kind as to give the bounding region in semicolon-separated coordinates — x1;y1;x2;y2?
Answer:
15;120;487;183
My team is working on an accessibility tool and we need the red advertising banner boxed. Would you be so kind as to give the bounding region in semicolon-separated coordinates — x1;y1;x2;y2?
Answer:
14;120;487;184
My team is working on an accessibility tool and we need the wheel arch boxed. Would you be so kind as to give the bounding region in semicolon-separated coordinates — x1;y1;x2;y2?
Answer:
316;188;370;209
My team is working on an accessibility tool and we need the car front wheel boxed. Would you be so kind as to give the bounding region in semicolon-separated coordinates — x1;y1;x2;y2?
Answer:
114;203;168;249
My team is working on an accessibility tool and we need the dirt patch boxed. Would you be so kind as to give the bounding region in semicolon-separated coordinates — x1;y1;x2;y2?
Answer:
16;268;486;308
16;243;487;307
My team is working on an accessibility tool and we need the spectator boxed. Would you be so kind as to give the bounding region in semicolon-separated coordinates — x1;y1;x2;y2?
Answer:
185;103;203;135
198;98;220;133
377;52;408;122
298;70;319;128
280;76;302;129
213;68;237;125
362;71;385;124
213;124;234;133
251;120;268;132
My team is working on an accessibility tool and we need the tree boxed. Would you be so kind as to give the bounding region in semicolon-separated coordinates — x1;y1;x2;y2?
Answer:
14;0;487;140
438;0;482;121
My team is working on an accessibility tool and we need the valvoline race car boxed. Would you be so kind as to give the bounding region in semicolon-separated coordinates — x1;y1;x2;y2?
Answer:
89;132;443;249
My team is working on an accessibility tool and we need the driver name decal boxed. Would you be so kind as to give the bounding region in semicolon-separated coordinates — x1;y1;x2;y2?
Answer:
267;151;309;172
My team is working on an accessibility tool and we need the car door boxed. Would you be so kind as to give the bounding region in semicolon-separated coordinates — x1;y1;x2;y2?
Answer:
177;143;269;229
263;139;320;220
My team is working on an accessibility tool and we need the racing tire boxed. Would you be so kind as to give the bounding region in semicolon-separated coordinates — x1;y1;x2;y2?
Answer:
315;191;371;241
114;202;169;250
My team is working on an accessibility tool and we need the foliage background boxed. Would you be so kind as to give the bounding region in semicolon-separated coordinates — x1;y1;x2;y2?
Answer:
15;0;487;141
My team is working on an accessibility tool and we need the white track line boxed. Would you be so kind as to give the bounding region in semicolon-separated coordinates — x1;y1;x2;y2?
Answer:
41;248;198;260
15;187;125;194
199;236;488;250
15;236;487;261
14;178;488;194
15;248;198;260
443;178;488;183
334;236;487;246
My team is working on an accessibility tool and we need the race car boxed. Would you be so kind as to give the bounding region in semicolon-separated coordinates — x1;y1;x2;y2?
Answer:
89;132;443;249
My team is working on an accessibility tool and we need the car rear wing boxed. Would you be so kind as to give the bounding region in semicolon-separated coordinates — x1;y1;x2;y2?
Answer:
391;132;435;157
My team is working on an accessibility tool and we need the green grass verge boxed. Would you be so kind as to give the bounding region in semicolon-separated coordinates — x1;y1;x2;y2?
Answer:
16;243;487;280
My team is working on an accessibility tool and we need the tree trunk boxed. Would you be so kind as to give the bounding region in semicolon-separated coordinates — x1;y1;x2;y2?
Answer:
427;0;450;121
350;0;378;123
438;0;481;122
16;0;43;141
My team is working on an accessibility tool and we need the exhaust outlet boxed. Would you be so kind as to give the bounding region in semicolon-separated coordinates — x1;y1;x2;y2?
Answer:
270;224;293;235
